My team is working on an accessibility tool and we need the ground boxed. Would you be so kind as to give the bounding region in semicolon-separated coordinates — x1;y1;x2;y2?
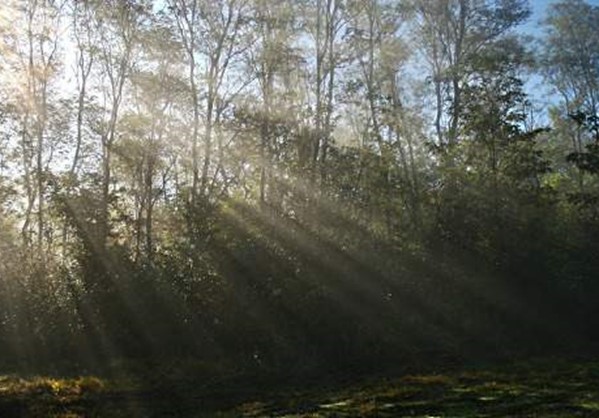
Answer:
1;359;599;417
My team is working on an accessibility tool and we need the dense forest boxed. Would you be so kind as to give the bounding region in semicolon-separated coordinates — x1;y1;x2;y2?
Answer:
0;0;598;386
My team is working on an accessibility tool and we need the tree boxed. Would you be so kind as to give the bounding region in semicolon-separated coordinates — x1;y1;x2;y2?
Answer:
411;0;530;144
93;0;148;248
116;20;186;263
343;0;424;234
1;0;66;257
243;0;301;206
306;0;346;183
541;0;599;119
69;0;97;177
540;0;599;196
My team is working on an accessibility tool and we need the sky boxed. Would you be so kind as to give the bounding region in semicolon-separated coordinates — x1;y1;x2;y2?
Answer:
530;0;552;27
527;0;599;31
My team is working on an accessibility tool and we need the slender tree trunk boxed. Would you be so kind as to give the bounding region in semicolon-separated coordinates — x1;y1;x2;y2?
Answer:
434;70;443;145
320;0;337;184
71;63;90;175
36;111;45;256
190;56;200;203
448;0;467;144
21;116;34;247
313;0;323;174
260;70;273;206
201;69;215;198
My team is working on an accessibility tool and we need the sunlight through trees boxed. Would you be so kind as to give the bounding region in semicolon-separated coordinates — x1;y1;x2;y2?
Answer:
0;0;597;394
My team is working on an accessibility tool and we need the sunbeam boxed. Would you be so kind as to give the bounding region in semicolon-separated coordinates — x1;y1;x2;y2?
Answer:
0;0;598;416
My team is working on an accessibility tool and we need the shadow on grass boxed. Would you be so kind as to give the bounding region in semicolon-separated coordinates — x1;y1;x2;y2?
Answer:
2;359;599;417
231;360;599;417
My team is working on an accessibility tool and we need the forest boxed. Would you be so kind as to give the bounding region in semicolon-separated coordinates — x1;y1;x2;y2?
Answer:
0;0;599;415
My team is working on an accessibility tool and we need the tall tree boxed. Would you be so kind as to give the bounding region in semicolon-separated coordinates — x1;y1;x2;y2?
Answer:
411;0;530;144
246;0;299;205
5;0;65;255
118;20;186;262
168;0;202;204
69;0;97;177
307;0;346;183
540;0;599;195
94;0;147;247
541;0;599;119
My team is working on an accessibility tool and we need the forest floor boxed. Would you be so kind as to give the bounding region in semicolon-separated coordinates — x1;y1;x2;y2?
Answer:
1;359;599;417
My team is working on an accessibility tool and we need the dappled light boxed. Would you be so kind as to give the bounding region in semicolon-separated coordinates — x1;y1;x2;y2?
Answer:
0;0;599;416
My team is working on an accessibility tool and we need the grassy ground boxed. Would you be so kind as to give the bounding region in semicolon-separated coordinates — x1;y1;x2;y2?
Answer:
1;359;599;417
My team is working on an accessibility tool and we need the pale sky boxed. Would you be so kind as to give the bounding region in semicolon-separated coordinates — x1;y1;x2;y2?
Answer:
528;0;599;31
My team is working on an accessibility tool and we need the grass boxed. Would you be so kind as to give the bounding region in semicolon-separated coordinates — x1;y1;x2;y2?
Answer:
1;359;599;416
227;359;599;417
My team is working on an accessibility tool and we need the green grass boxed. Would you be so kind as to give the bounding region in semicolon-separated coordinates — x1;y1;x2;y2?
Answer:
227;360;599;417
1;359;599;417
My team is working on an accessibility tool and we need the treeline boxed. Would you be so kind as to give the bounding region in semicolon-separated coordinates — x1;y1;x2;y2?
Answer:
0;0;598;378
